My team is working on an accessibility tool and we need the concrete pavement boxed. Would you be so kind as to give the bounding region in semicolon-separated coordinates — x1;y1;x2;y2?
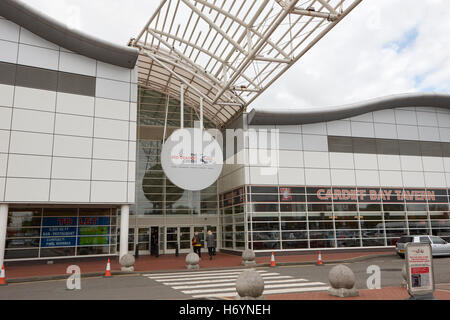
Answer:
2;249;395;283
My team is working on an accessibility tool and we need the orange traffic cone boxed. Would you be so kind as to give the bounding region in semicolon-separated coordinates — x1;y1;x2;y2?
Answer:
0;264;6;286
316;251;323;266
270;251;276;267
104;258;112;278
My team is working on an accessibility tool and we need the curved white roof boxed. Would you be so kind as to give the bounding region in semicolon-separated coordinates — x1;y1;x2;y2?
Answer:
0;0;139;69
133;0;362;127
247;93;450;125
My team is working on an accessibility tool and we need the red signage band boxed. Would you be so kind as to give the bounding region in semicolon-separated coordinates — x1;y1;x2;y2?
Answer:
411;267;430;275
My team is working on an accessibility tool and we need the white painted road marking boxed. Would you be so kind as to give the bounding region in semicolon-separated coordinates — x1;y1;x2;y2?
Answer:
144;268;329;298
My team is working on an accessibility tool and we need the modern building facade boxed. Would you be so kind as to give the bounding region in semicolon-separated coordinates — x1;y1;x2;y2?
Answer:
0;0;138;265
1;0;449;263
218;96;450;251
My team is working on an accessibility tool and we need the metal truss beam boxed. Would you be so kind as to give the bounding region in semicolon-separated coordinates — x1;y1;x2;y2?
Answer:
134;0;363;127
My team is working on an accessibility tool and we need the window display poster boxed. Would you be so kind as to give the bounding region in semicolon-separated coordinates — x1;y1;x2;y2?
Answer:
405;243;435;297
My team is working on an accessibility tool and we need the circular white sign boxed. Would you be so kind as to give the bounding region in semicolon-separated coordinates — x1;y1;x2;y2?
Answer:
161;128;223;191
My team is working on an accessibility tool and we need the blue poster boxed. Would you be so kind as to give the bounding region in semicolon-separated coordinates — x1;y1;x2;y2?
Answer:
41;216;111;247
42;227;77;237
78;217;110;226
42;217;77;227
41;237;76;248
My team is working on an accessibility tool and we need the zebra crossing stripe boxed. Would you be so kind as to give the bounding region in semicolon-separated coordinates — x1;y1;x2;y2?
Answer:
147;270;267;279
174;281;325;291
153;272;281;282
181;282;327;294
142;269;263;277
163;275;293;286
171;278;309;289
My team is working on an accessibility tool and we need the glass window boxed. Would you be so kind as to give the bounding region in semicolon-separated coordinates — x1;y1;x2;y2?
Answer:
8;209;42;227
407;212;428;220
282;241;308;249
334;204;357;211
252;232;280;241
252;222;279;231
334;220;359;229
309;239;336;248
308;212;333;220
406;204;427;211
280;203;306;212
337;239;361;247
250;194;279;202
281;231;308;240
40;247;76;257
384;212;406;220
307;203;333;212
7;228;40;238
429;204;449;211
383;204;405;211
6;238;40;248
361;229;384;238
362;238;385;247
281;222;307;230
431;236;447;244
385;229;407;238
252;241;280;250
336;230;360;239
280;212;307;220
309;230;335;239
308;221;333;230
360;220;384;229
5;249;39;259
429;212;450;220
419;236;431;243
251;203;279;212
251;186;278;193
358;203;382;211
77;246;109;255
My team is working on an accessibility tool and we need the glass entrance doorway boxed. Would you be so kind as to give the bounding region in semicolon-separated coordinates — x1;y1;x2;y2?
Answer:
164;226;217;254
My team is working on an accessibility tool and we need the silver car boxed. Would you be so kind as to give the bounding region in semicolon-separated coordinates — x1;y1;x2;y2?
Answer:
396;235;450;258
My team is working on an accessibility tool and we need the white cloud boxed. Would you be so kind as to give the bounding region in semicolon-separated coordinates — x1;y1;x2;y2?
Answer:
253;0;450;110
20;0;450;111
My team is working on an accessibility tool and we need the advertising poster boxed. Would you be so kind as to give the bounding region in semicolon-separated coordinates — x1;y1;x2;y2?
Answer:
405;242;435;297
40;216;111;248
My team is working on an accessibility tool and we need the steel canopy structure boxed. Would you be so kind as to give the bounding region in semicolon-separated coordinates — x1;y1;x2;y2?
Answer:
133;0;363;127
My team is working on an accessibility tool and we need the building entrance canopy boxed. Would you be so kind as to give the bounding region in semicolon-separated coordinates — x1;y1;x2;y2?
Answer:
133;0;362;128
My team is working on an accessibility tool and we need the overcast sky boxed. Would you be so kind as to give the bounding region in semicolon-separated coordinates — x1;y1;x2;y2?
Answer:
20;0;450;111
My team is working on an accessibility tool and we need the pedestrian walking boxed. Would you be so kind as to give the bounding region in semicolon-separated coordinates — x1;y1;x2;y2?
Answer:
206;230;216;260
192;231;202;258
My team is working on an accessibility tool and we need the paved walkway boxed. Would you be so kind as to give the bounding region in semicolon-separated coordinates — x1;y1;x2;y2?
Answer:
266;285;450;300
3;249;394;281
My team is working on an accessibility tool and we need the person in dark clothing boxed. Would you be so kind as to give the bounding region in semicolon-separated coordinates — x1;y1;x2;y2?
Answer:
206;230;216;260
192;231;202;258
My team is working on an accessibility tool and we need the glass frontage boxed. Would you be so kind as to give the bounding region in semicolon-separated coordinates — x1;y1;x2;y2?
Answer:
131;88;220;253
134;88;219;217
5;207;117;259
220;185;450;251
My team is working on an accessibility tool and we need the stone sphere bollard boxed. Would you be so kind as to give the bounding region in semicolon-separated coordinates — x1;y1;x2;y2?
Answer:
328;264;359;297
120;253;135;272
235;269;265;300
241;249;256;266
186;252;200;270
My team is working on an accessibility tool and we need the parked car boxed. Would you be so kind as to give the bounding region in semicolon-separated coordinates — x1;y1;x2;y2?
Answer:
396;235;450;258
